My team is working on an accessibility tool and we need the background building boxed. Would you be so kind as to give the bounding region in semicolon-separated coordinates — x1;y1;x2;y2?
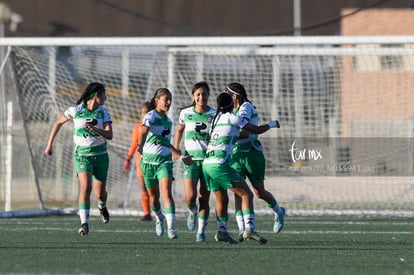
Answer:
0;0;413;37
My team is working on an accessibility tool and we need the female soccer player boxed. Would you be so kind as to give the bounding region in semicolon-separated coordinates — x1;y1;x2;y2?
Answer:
174;81;216;242
226;82;285;241
44;82;113;236
202;92;279;244
123;101;152;221
138;88;192;239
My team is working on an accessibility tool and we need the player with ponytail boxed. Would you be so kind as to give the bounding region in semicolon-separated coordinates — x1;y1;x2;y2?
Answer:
226;82;285;241
202;92;279;244
45;82;113;236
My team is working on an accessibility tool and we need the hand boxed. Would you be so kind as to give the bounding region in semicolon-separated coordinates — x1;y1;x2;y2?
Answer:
44;146;52;156
123;159;131;173
181;155;194;166
268;120;280;128
85;123;96;133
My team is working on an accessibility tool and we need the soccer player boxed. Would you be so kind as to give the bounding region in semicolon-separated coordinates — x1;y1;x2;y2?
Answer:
202;92;280;244
44;82;113;236
174;81;216;242
123;101;152;221
138;88;192;239
225;82;285;241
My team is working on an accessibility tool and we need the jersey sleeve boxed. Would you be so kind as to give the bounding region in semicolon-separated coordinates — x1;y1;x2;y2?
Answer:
238;102;253;122
142;111;154;128
233;113;249;129
63;105;77;120
178;109;185;125
103;107;112;124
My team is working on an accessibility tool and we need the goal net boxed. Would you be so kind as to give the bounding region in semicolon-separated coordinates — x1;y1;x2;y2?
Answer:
1;36;414;217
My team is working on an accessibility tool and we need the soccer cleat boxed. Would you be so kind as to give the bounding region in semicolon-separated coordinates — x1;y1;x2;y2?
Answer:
238;230;244;242
187;207;197;231
140;214;152;221
99;207;110;224
243;229;267;244
78;223;89;236
167;229;178;239
196;233;206;242
214;231;238;244
155;214;165;237
274;207;286;233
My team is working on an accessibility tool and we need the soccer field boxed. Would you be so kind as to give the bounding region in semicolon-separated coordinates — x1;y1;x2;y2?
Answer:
0;215;413;274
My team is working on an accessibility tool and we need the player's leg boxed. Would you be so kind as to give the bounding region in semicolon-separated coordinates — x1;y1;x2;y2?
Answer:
92;154;110;224
184;177;198;230
137;158;151;221
142;162;164;236
74;155;93;235
246;149;285;233
230;180;267;244
77;171;92;235
138;175;152;221
230;155;247;240
158;163;177;239
196;173;210;242
213;189;237;244
202;162;237;244
183;160;201;231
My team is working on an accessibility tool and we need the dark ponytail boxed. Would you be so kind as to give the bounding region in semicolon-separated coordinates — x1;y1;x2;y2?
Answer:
207;92;234;145
76;82;105;105
226;82;251;106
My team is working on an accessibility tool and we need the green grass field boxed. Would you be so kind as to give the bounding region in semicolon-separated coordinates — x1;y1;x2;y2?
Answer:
0;214;413;274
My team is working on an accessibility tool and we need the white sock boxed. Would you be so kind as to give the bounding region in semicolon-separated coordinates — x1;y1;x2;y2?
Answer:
235;214;245;231
243;213;256;230
165;213;176;231
197;217;208;234
79;209;89;224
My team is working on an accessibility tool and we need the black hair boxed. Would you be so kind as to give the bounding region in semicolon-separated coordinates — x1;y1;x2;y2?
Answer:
180;81;210;110
148;88;172;111
216;92;234;113
191;81;210;106
76;82;105;105
141;101;151;111
207;92;234;145
225;82;252;106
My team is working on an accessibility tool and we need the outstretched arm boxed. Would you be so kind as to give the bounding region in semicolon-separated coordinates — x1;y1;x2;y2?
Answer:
242;120;280;135
44;114;69;156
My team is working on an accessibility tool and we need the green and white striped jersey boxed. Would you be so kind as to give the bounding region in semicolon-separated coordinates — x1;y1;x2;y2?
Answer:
178;106;216;160
234;101;263;152
63;103;112;156
203;112;248;164
141;110;173;165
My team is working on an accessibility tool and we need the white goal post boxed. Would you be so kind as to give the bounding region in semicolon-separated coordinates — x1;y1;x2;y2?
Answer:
1;36;414;217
